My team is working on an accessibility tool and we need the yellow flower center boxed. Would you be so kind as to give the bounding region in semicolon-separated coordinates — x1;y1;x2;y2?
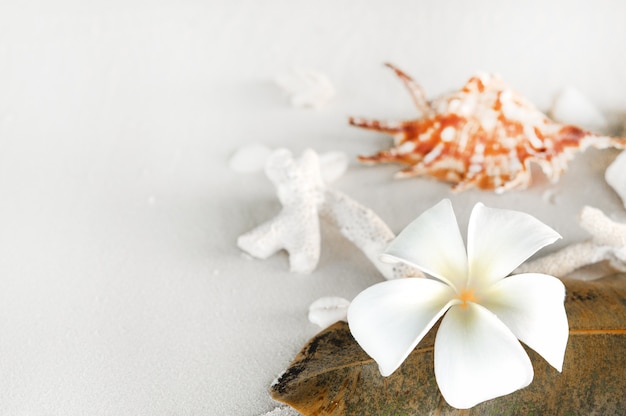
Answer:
457;289;477;308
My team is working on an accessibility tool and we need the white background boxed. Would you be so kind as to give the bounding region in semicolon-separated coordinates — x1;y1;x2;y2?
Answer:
0;1;625;415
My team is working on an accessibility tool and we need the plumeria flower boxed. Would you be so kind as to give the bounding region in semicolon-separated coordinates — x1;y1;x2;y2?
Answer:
347;199;569;409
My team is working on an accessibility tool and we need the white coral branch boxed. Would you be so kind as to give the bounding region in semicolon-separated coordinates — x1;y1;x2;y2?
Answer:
237;148;421;278
237;149;323;273
320;189;422;279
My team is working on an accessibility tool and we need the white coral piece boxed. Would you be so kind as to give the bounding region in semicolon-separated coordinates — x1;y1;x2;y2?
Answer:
308;296;350;328
515;206;626;279
259;406;302;416
237;148;421;278
237;149;324;273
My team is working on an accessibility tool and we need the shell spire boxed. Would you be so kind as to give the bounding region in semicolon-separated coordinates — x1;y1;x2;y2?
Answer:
351;64;626;193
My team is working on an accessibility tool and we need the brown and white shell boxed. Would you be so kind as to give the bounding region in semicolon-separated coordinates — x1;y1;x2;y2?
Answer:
351;64;626;193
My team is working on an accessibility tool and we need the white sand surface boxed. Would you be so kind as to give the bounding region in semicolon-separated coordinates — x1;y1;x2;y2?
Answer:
0;1;625;415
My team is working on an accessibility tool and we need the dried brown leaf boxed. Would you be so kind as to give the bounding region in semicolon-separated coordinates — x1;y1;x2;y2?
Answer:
271;276;626;415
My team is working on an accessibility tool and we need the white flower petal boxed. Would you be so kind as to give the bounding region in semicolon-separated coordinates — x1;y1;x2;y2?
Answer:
435;303;533;409
467;203;561;289
381;199;468;290
347;278;456;377
479;273;568;371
